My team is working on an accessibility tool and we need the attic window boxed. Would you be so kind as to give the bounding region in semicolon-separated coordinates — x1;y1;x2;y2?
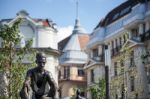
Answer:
112;13;120;20
120;6;131;16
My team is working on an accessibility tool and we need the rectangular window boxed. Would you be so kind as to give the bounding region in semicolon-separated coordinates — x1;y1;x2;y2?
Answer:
112;41;114;49
91;69;94;82
93;48;98;57
143;23;145;33
111;41;114;56
145;67;150;83
130;76;135;91
58;71;61;79
123;35;126;43
78;68;84;76
121;84;125;98
130;51;135;67
1;42;4;48
119;37;122;48
114;62;118;76
132;29;138;38
115;39;118;52
120;60;124;74
64;67;70;79
115;94;118;99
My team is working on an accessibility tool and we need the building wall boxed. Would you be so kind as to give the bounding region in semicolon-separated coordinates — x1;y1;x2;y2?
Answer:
86;65;105;99
37;28;57;49
59;81;86;98
86;1;150;99
59;65;86;98
0;11;59;97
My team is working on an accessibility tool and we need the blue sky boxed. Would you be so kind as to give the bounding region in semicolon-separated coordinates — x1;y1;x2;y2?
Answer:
0;0;126;41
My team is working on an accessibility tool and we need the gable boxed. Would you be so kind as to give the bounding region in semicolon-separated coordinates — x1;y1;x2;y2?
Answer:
121;39;144;51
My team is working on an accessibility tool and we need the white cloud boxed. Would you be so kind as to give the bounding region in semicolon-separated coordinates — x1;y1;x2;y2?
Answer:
57;25;73;42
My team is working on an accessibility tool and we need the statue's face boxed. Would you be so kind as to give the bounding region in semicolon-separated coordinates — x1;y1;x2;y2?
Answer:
36;56;46;69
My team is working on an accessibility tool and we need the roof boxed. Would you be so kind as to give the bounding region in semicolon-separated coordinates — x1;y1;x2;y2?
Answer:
58;34;89;52
59;19;89;65
58;36;71;51
0;10;56;29
95;0;149;29
78;34;90;49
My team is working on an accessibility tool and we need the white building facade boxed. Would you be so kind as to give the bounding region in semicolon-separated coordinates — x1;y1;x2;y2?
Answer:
86;0;150;99
0;10;59;93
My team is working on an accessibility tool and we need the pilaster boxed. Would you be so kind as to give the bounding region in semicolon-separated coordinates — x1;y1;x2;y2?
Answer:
134;46;149;98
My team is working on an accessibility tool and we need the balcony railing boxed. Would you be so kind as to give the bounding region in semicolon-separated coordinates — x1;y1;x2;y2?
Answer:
111;45;122;57
140;29;150;42
59;74;86;82
92;54;104;62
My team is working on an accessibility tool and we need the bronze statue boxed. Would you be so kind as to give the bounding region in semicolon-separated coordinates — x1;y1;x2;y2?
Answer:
20;52;57;99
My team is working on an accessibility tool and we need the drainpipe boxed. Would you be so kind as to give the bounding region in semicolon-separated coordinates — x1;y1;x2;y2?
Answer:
105;45;109;99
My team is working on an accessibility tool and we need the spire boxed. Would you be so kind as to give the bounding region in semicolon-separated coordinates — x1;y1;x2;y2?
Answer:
76;1;79;20
72;0;86;34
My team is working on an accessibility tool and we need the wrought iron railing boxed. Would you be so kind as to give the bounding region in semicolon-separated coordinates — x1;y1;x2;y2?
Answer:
111;45;122;57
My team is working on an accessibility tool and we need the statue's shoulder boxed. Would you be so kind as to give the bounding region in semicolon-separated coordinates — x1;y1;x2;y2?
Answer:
26;67;37;75
44;70;52;76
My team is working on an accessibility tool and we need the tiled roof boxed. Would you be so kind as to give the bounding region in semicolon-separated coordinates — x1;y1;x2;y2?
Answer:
78;34;89;50
42;19;50;27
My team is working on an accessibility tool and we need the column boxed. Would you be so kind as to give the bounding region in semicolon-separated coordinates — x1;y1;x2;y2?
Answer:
113;40;116;55
145;21;150;31
114;39;116;49
117;37;120;48
128;30;132;39
110;41;113;57
138;24;144;35
135;46;149;98
90;50;93;58
98;45;102;56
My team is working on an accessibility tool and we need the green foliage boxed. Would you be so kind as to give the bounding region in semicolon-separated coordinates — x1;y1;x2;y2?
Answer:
141;51;150;64
70;87;86;99
88;79;106;99
0;18;35;99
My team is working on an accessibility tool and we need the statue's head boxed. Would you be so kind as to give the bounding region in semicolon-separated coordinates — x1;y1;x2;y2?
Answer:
36;52;46;69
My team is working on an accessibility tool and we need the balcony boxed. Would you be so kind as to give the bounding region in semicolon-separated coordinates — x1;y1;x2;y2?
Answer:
145;2;150;20
140;29;150;42
111;45;122;57
59;74;86;82
92;54;104;62
123;4;145;29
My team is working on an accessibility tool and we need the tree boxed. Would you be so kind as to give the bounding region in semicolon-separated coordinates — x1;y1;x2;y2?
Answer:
0;18;35;99
88;79;106;99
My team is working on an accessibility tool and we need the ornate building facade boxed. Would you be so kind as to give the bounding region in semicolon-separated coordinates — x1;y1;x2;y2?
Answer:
86;0;150;98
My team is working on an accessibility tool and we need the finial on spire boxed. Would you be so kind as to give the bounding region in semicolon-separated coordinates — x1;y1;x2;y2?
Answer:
76;0;79;20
